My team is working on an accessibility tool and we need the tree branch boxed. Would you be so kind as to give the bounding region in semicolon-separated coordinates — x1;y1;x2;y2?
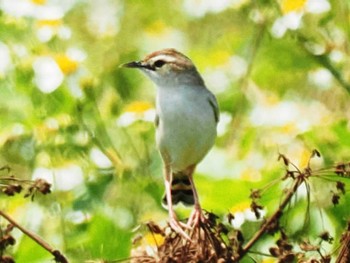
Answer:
296;33;350;95
335;221;350;263
235;175;304;261
0;210;68;263
312;54;350;95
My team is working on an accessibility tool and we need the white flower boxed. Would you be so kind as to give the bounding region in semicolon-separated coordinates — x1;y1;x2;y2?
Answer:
183;0;247;17
271;0;331;38
308;68;333;90
271;12;303;38
0;0;64;19
32;165;84;191
306;0;331;14
33;56;64;93
89;148;112;168
249;100;330;133
116;102;156;127
86;0;123;37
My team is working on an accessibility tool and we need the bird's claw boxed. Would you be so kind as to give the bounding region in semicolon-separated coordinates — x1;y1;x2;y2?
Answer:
169;218;191;241
187;208;205;228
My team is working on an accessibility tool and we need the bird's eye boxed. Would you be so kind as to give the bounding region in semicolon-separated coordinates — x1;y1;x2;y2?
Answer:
154;60;166;68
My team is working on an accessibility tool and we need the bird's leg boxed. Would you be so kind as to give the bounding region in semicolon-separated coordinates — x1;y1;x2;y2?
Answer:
164;164;191;240
186;165;205;228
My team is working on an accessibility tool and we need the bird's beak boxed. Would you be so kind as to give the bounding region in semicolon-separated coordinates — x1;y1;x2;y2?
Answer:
120;61;154;70
120;61;143;68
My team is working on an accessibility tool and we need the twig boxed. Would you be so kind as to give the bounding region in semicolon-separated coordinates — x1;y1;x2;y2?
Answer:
241;21;266;90
335;221;350;263
237;25;266;95
296;33;350;95
0;177;32;183
235;175;304;261
76;102;124;171
312;54;350;95
0;210;68;263
270;0;350;96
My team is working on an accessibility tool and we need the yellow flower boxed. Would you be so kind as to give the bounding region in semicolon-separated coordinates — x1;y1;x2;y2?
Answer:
55;54;78;75
31;0;46;5
146;20;167;35
262;259;278;263
230;201;251;214
299;149;311;169
125;101;153;113
281;123;296;134
117;101;155;127
37;19;62;27
209;50;230;66
144;232;165;246
194;50;231;68
281;0;307;14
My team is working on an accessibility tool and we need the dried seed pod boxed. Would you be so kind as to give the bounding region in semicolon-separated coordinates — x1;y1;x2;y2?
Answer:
278;154;289;166
336;181;346;195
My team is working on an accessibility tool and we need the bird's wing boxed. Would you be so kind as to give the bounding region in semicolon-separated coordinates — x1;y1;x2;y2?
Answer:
155;113;160;127
208;93;219;123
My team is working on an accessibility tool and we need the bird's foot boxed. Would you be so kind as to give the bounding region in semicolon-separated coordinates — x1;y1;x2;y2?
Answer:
169;217;191;241
187;207;206;229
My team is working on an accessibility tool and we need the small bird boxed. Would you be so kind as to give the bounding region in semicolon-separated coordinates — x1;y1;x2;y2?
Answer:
121;48;219;237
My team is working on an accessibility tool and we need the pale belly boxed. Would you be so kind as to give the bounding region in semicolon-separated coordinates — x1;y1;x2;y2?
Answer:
156;87;217;172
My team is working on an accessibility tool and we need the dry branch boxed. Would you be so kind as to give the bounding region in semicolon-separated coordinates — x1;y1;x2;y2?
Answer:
0;210;68;263
335;222;350;263
234;175;304;261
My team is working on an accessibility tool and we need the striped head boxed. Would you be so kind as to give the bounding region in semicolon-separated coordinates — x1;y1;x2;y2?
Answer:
121;48;204;87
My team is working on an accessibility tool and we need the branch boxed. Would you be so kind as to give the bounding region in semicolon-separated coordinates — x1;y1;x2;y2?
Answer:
0;210;68;263
312;54;350;94
78;78;125;172
296;34;350;95
241;21;266;90
235;175;304;261
335;221;350;263
76;101;124;172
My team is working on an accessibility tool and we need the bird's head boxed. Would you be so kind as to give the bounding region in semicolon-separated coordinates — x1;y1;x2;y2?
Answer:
121;48;204;87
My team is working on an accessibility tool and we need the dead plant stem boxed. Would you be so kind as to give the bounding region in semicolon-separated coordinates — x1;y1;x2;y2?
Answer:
235;176;304;261
335;222;350;263
0;210;68;263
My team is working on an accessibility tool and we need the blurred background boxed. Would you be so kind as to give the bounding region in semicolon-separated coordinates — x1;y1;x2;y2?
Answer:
0;0;349;262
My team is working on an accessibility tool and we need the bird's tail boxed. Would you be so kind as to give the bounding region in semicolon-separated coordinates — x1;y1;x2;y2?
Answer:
162;171;194;207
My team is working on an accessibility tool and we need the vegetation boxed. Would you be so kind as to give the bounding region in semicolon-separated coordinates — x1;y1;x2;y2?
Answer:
0;0;350;262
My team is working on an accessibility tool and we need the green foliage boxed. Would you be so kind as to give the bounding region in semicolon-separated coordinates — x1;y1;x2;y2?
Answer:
0;0;350;261
15;235;52;263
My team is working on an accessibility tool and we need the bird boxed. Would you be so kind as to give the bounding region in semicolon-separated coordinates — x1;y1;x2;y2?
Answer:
121;48;219;238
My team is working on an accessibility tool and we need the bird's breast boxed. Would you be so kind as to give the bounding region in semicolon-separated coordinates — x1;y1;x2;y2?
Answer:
155;86;217;171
